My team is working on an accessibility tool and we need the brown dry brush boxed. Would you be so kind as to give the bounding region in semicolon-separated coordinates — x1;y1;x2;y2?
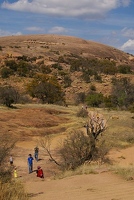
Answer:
0;133;28;200
84;112;108;163
0;181;29;200
0;133;16;182
41;112;109;170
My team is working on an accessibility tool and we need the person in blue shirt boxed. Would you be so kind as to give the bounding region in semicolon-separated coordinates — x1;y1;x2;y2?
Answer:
28;154;34;173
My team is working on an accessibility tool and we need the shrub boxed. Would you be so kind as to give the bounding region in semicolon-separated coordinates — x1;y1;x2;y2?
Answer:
18;94;32;104
81;72;91;83
90;85;96;91
77;108;88;118
103;65;117;75
103;95;114;108
98;59;116;74
27;74;65;104
40;65;52;74
17;61;31;77
41;114;107;171
118;65;132;74
75;92;86;105
128;103;134;113
0;67;12;78
0;85;19;107
4;60;18;72
64;75;72;88
111;77;134;108
51;63;63;70
0;133;28;199
58;56;65;63
86;93;104;107
94;73;102;82
70;59;81;72
58;130;92;170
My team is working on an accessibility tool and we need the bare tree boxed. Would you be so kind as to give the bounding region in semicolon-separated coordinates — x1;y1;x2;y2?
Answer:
86;113;106;138
84;112;106;162
0;85;19;107
40;135;61;166
40;112;107;170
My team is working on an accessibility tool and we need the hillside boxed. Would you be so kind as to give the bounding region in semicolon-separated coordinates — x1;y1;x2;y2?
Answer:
0;34;134;104
0;34;134;60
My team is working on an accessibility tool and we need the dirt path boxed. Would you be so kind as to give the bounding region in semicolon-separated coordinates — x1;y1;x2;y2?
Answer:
25;172;134;200
14;138;134;200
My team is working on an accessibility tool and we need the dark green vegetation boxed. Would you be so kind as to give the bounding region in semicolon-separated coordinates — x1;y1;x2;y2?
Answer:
0;55;133;110
0;85;19;107
26;74;65;104
1;55;133;78
85;77;134;110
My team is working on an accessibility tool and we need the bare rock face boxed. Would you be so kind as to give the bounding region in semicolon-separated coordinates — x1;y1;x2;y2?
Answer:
0;34;133;63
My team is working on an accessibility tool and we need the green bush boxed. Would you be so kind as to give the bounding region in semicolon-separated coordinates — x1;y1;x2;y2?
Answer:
17;61;31;77
111;78;134;108
51;63;63;70
86;93;104;107
27;74;65;104
4;60;18;72
81;72;91;83
64;75;72;88
118;65;132;74
1;67;12;78
98;59;116;74
70;59;81;72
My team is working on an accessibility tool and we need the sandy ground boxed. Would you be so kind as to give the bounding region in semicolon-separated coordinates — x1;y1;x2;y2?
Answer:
12;137;134;200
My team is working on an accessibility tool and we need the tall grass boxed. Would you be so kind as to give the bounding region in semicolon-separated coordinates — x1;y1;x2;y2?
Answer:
53;164;99;180
0;180;28;200
111;165;134;180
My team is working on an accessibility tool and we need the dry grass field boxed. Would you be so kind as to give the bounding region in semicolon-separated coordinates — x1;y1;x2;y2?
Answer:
0;103;134;200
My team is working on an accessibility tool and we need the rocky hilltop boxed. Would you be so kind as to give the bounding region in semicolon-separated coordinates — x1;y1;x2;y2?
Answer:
0;34;134;62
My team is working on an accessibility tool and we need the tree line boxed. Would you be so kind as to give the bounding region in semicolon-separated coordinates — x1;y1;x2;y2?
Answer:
0;76;133;112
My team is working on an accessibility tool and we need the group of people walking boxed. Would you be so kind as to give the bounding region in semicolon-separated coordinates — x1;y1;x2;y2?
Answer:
27;146;44;178
10;146;44;179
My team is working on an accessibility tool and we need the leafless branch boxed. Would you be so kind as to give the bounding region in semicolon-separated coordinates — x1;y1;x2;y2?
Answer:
40;135;61;166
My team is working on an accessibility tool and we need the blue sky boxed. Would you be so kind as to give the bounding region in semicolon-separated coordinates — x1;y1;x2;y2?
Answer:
0;0;134;54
